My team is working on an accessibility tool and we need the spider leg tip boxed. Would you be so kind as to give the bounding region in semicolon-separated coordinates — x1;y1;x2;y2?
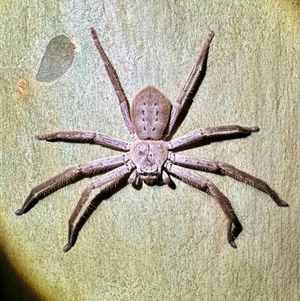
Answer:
251;126;260;132
229;241;237;249
90;27;98;38
279;200;289;207
207;31;215;42
63;244;72;252
15;209;23;215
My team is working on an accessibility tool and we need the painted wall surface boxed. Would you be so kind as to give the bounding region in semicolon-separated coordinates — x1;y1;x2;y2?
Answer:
1;1;299;300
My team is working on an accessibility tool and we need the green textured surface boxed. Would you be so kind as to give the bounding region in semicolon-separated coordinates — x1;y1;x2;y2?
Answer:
1;0;299;300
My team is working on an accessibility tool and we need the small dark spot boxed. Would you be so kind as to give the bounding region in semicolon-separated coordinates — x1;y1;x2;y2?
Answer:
152;127;156;131
143;127;146;131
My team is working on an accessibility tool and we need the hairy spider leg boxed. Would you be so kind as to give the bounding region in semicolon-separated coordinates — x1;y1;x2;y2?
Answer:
16;155;129;215
164;162;243;248
35;131;129;151
63;163;134;252
166;31;215;137
91;27;135;138
168;153;288;207
167;125;259;150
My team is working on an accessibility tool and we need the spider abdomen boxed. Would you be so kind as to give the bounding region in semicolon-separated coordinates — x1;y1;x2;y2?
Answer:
131;85;171;140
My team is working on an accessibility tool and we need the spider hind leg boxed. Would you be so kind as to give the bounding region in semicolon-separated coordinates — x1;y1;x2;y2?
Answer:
16;155;127;216
63;164;134;252
165;163;243;248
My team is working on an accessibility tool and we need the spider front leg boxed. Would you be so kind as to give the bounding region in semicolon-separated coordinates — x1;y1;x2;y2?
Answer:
36;131;129;151
16;154;129;215
168;125;259;150
91;27;134;138
169;153;288;207
166;30;215;137
164;162;243;248
63;162;134;252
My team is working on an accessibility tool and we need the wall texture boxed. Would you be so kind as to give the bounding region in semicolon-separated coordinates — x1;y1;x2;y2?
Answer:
1;0;299;300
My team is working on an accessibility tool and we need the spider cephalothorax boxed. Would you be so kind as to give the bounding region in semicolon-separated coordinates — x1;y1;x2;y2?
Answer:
16;28;288;252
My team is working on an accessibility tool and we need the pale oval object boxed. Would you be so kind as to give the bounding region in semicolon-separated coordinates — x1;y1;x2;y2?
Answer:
36;34;75;83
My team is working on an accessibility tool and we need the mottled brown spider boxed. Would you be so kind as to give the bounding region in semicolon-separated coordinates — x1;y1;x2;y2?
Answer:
16;28;288;252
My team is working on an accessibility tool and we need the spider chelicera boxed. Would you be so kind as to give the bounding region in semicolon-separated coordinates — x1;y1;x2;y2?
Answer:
16;28;288;252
